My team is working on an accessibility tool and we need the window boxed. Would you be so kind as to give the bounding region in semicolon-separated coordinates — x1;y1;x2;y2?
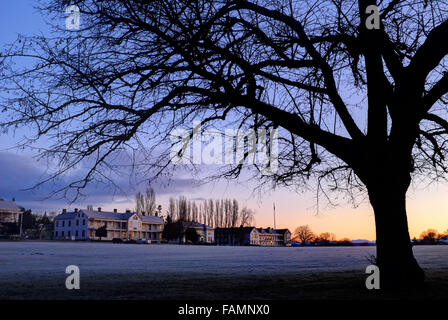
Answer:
62;221;65;227
62;231;65;237
83;220;85;225
76;220;79;226
82;230;85;237
56;221;59;227
68;220;71;227
75;230;78;237
55;231;58;237
68;231;71;237
138;222;141;228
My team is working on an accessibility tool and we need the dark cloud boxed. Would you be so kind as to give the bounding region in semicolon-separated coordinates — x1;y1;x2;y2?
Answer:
0;151;200;211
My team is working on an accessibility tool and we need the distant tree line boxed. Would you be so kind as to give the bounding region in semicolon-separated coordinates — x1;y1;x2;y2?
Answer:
133;183;255;227
292;225;354;246
166;196;255;228
414;229;448;245
292;226;448;246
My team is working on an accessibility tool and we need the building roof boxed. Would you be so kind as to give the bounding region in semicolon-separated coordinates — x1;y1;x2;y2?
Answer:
273;229;291;235
215;227;258;235
180;221;213;229
256;228;290;235
214;226;290;235
140;215;164;223
257;228;275;234
216;226;256;231
82;210;132;221
0;200;21;212
54;212;77;220
55;209;163;224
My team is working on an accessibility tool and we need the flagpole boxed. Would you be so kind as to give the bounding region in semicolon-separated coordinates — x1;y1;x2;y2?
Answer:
273;203;276;230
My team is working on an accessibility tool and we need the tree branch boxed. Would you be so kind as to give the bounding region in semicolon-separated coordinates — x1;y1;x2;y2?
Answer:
234;0;364;141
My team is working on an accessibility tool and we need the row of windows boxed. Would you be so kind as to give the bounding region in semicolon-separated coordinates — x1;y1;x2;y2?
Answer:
56;219;86;227
57;219;163;230
55;230;86;237
95;221;162;230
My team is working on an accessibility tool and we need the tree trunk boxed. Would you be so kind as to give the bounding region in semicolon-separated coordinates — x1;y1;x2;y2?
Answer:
368;184;425;289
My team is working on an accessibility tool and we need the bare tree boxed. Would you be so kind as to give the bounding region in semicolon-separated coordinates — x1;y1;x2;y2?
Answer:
293;225;315;244
4;0;448;287
135;184;156;216
316;232;336;244
144;186;156;216
207;199;214;227
191;201;198;222
168;197;176;221
239;207;255;226
135;192;145;215
420;229;439;243
442;230;448;240
171;197;245;227
231;199;239;227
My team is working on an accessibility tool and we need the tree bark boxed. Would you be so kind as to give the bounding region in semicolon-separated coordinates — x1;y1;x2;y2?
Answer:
368;183;425;289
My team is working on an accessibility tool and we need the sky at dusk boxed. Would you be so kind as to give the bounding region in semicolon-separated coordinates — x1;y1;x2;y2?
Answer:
0;1;447;241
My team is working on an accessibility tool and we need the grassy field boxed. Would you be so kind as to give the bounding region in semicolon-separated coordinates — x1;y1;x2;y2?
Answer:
1;241;448;300
3;269;448;300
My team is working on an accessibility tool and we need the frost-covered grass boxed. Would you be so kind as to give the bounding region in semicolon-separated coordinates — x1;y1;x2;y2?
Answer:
1;241;448;299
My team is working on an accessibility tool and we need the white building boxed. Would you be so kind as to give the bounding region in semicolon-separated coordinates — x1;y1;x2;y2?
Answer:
0;199;22;223
215;227;291;246
165;221;215;244
53;208;164;243
182;221;214;243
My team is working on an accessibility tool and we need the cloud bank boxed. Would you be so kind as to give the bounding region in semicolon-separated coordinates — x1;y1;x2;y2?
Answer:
0;151;199;212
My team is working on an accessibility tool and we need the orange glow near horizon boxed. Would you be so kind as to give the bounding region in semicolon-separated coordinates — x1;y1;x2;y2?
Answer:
252;184;448;241
87;181;448;242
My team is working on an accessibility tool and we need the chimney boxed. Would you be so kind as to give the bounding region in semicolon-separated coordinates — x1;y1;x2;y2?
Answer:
113;209;117;213
98;207;102;212
74;208;78;213
62;209;67;214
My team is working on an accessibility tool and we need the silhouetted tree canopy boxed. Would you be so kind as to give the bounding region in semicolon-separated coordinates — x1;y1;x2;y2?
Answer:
1;0;448;197
2;0;448;288
185;227;200;243
95;224;107;240
162;221;183;241
293;225;315;244
420;228;439;242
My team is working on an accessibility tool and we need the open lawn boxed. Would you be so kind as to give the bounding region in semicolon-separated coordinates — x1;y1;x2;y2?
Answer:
1;241;447;299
